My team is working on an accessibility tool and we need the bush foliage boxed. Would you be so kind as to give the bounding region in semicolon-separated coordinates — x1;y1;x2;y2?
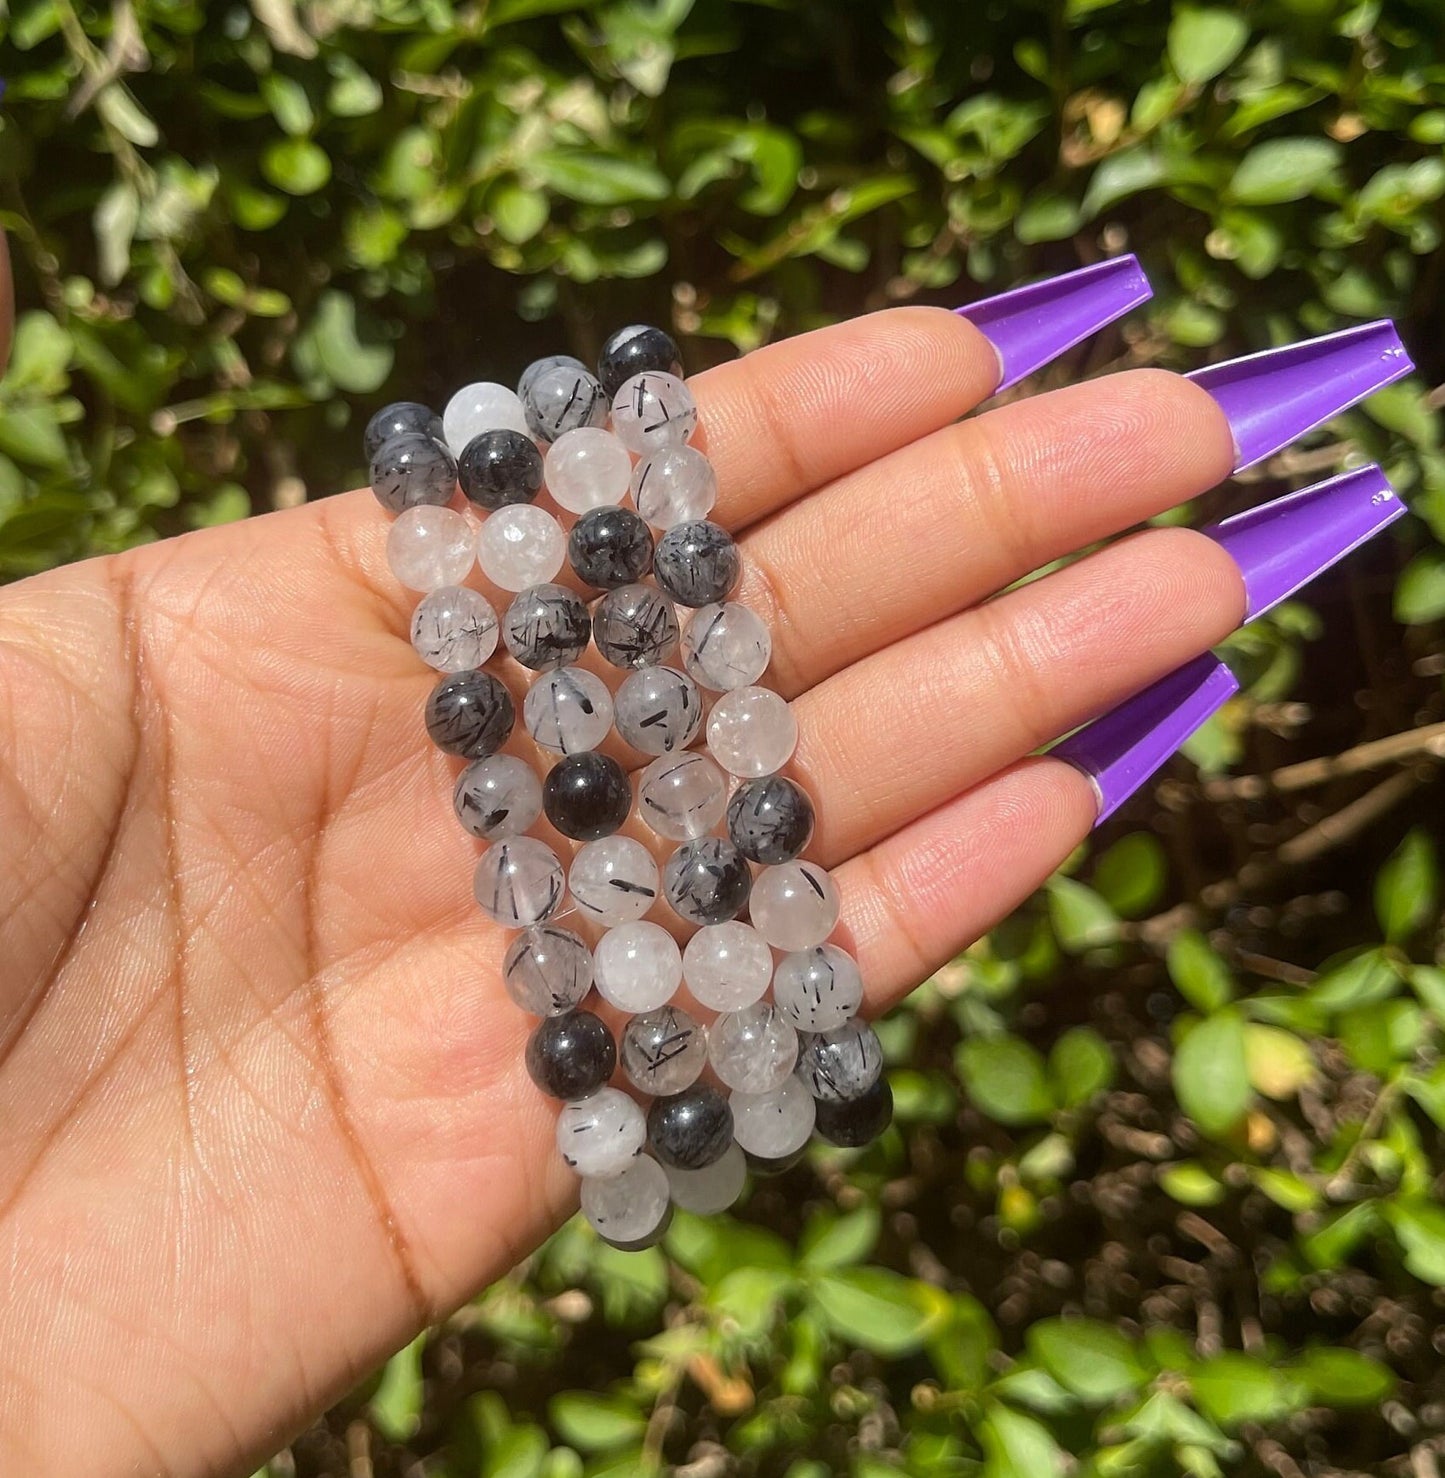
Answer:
4;0;1445;1473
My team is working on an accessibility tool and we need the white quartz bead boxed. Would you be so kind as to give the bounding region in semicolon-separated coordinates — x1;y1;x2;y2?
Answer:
443;381;530;452
545;427;633;514
621;1004;708;1095
473;836;565;927
568;836;660;926
453;754;542;840
557;1087;647;1176
637;751;729;841
707;686;797;778
749;860;840;951
631;444;717;527
593;921;682;1013
386;505;476;592
477;504;565;592
410;585;498;671
665;1140;747;1215
730;1076;816;1159
523;667;614;755
708;1002;799;1094
581;1153;671;1242
682;922;773;1011
773;945;865;1033
610;371;698;455
680;602;771;691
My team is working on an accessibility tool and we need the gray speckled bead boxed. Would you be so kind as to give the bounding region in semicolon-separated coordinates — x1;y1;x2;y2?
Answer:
525;1008;615;1099
621;1004;707;1096
557;1087;647;1176
653;521;740;608
370;431;458;514
568;836;660;926
503;584;591;671
425;668;515;759
593;583;679;669
631;444;717;528
772;945;864;1033
611;371;698;456
663;837;753;926
726;775;815;864
411;585;499;672
519;353;588;403
798;1018;884;1102
708;1002;798;1094
647;1083;733;1170
523;666;614;755
473;836;565;927
815;1077;893;1148
523;361;609;443
452;754;542;840
364;401;445;459
581;1154;671;1244
457;428;543;510
597;323;683;399
638;751;728;841
680;602;771;691
613;665;702;756
568;506;655;591
503;925;593;1016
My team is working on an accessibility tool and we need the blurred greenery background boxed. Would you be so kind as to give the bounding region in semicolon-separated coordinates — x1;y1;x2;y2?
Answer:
4;0;1445;1472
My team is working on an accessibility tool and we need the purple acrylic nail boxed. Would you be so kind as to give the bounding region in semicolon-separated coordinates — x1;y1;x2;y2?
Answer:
1052;655;1239;824
1205;463;1406;620
1188;320;1412;473
956;255;1152;393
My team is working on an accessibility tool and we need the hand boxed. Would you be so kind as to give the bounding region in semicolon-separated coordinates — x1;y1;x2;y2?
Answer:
0;304;1242;1475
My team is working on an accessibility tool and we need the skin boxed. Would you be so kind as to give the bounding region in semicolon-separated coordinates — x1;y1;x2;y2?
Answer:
0;230;1244;1475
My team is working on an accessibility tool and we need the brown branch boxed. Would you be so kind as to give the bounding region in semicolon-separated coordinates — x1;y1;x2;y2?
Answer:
1205;720;1445;801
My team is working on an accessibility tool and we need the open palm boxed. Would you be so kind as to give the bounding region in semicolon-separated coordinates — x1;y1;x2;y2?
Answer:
0;306;1243;1475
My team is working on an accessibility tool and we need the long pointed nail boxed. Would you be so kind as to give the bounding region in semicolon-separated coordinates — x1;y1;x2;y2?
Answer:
956;255;1152;393
1188;320;1412;472
1206;463;1406;621
1052;655;1239;824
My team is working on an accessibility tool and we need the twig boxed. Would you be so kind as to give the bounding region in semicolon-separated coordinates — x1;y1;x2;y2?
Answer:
1275;768;1425;867
1205;720;1445;800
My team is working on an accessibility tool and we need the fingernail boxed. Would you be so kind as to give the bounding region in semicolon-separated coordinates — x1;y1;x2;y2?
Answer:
1187;320;1413;472
957;255;1153;393
1205;463;1406;621
1052;655;1239;824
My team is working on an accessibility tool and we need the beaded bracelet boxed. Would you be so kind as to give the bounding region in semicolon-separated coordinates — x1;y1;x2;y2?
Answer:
364;325;889;1251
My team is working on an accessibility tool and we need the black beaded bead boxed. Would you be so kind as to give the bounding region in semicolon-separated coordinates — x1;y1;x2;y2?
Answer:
662;837;752;925
502;583;591;670
525;1010;617;1099
813;1077;894;1148
369;432;458;515
647;1084;732;1169
726;776;815;865
364;400;444;460
458;428;544;510
424;669;515;759
653;520;740;607
597;323;684;400
568;506;655;590
743;1144;808;1177
598;1202;674;1252
542;751;632;841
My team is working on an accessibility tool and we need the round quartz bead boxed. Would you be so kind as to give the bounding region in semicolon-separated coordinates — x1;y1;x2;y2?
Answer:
631;444;716;528
568;837;659;926
364;400;444;459
387;505;475;592
523;362;609;443
815;1077;893;1148
597;323;683;399
621;1004;708;1096
593;921;682;1013
519;353;588;403
798;1018;884;1102
568;507;655;591
523;667;613;754
453;754;542;840
708;1002;798;1095
545;427;633;514
613;666;702;756
556;1087;646;1176
473;836;565;927
477;505;565;593
504;925;593;1016
410;585;499;672
653;520;740;607
370;432;457;515
542;750;632;842
581;1154;670;1246
458;428;543;511
637;751;728;841
707;686;798;778
443;381;529;452
682;922;772;1011
665;1140;746;1215
749;860;840;951
773;945;864;1033
593;583;679;669
726;775;815;864
647;1083;732;1170
680;602;771;691
611;372;699;456
503;584;591;671
425;669;515;759
730;1075;816;1159
526;1009;616;1099
663;837;752;926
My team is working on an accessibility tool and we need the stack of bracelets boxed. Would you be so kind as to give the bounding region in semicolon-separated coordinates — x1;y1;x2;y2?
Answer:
363;325;889;1252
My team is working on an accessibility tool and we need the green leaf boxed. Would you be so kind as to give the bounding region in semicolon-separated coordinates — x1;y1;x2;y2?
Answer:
978;1401;1064;1478
1046;876;1118;951
292;290;393;394
809;1268;948;1356
0;403;70;469
94;181;140;286
1093;833;1167;917
261;138;331;195
262;73;314;136
1160;1162;1226;1206
1309;948;1400;1012
1375;828;1436;941
1230;138;1341;205
1394;550;1445;624
1029;1318;1150;1404
1015;193;1082;244
369;1335;424;1440
1292;1348;1396;1406
1048;1027;1114;1108
1248;1166;1321;1213
800;1206;880;1270
491;181;550;245
1173;1009;1251;1138
547;1392;645;1452
1168;9;1249;84
957;1036;1054;1125
1386;1200;1445;1285
708;1267;794;1340
1243;1024;1315;1099
1083;148;1166;216
1190;1353;1308;1428
532;152;670;206
1168;930;1235;1012
483;1425;549;1478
